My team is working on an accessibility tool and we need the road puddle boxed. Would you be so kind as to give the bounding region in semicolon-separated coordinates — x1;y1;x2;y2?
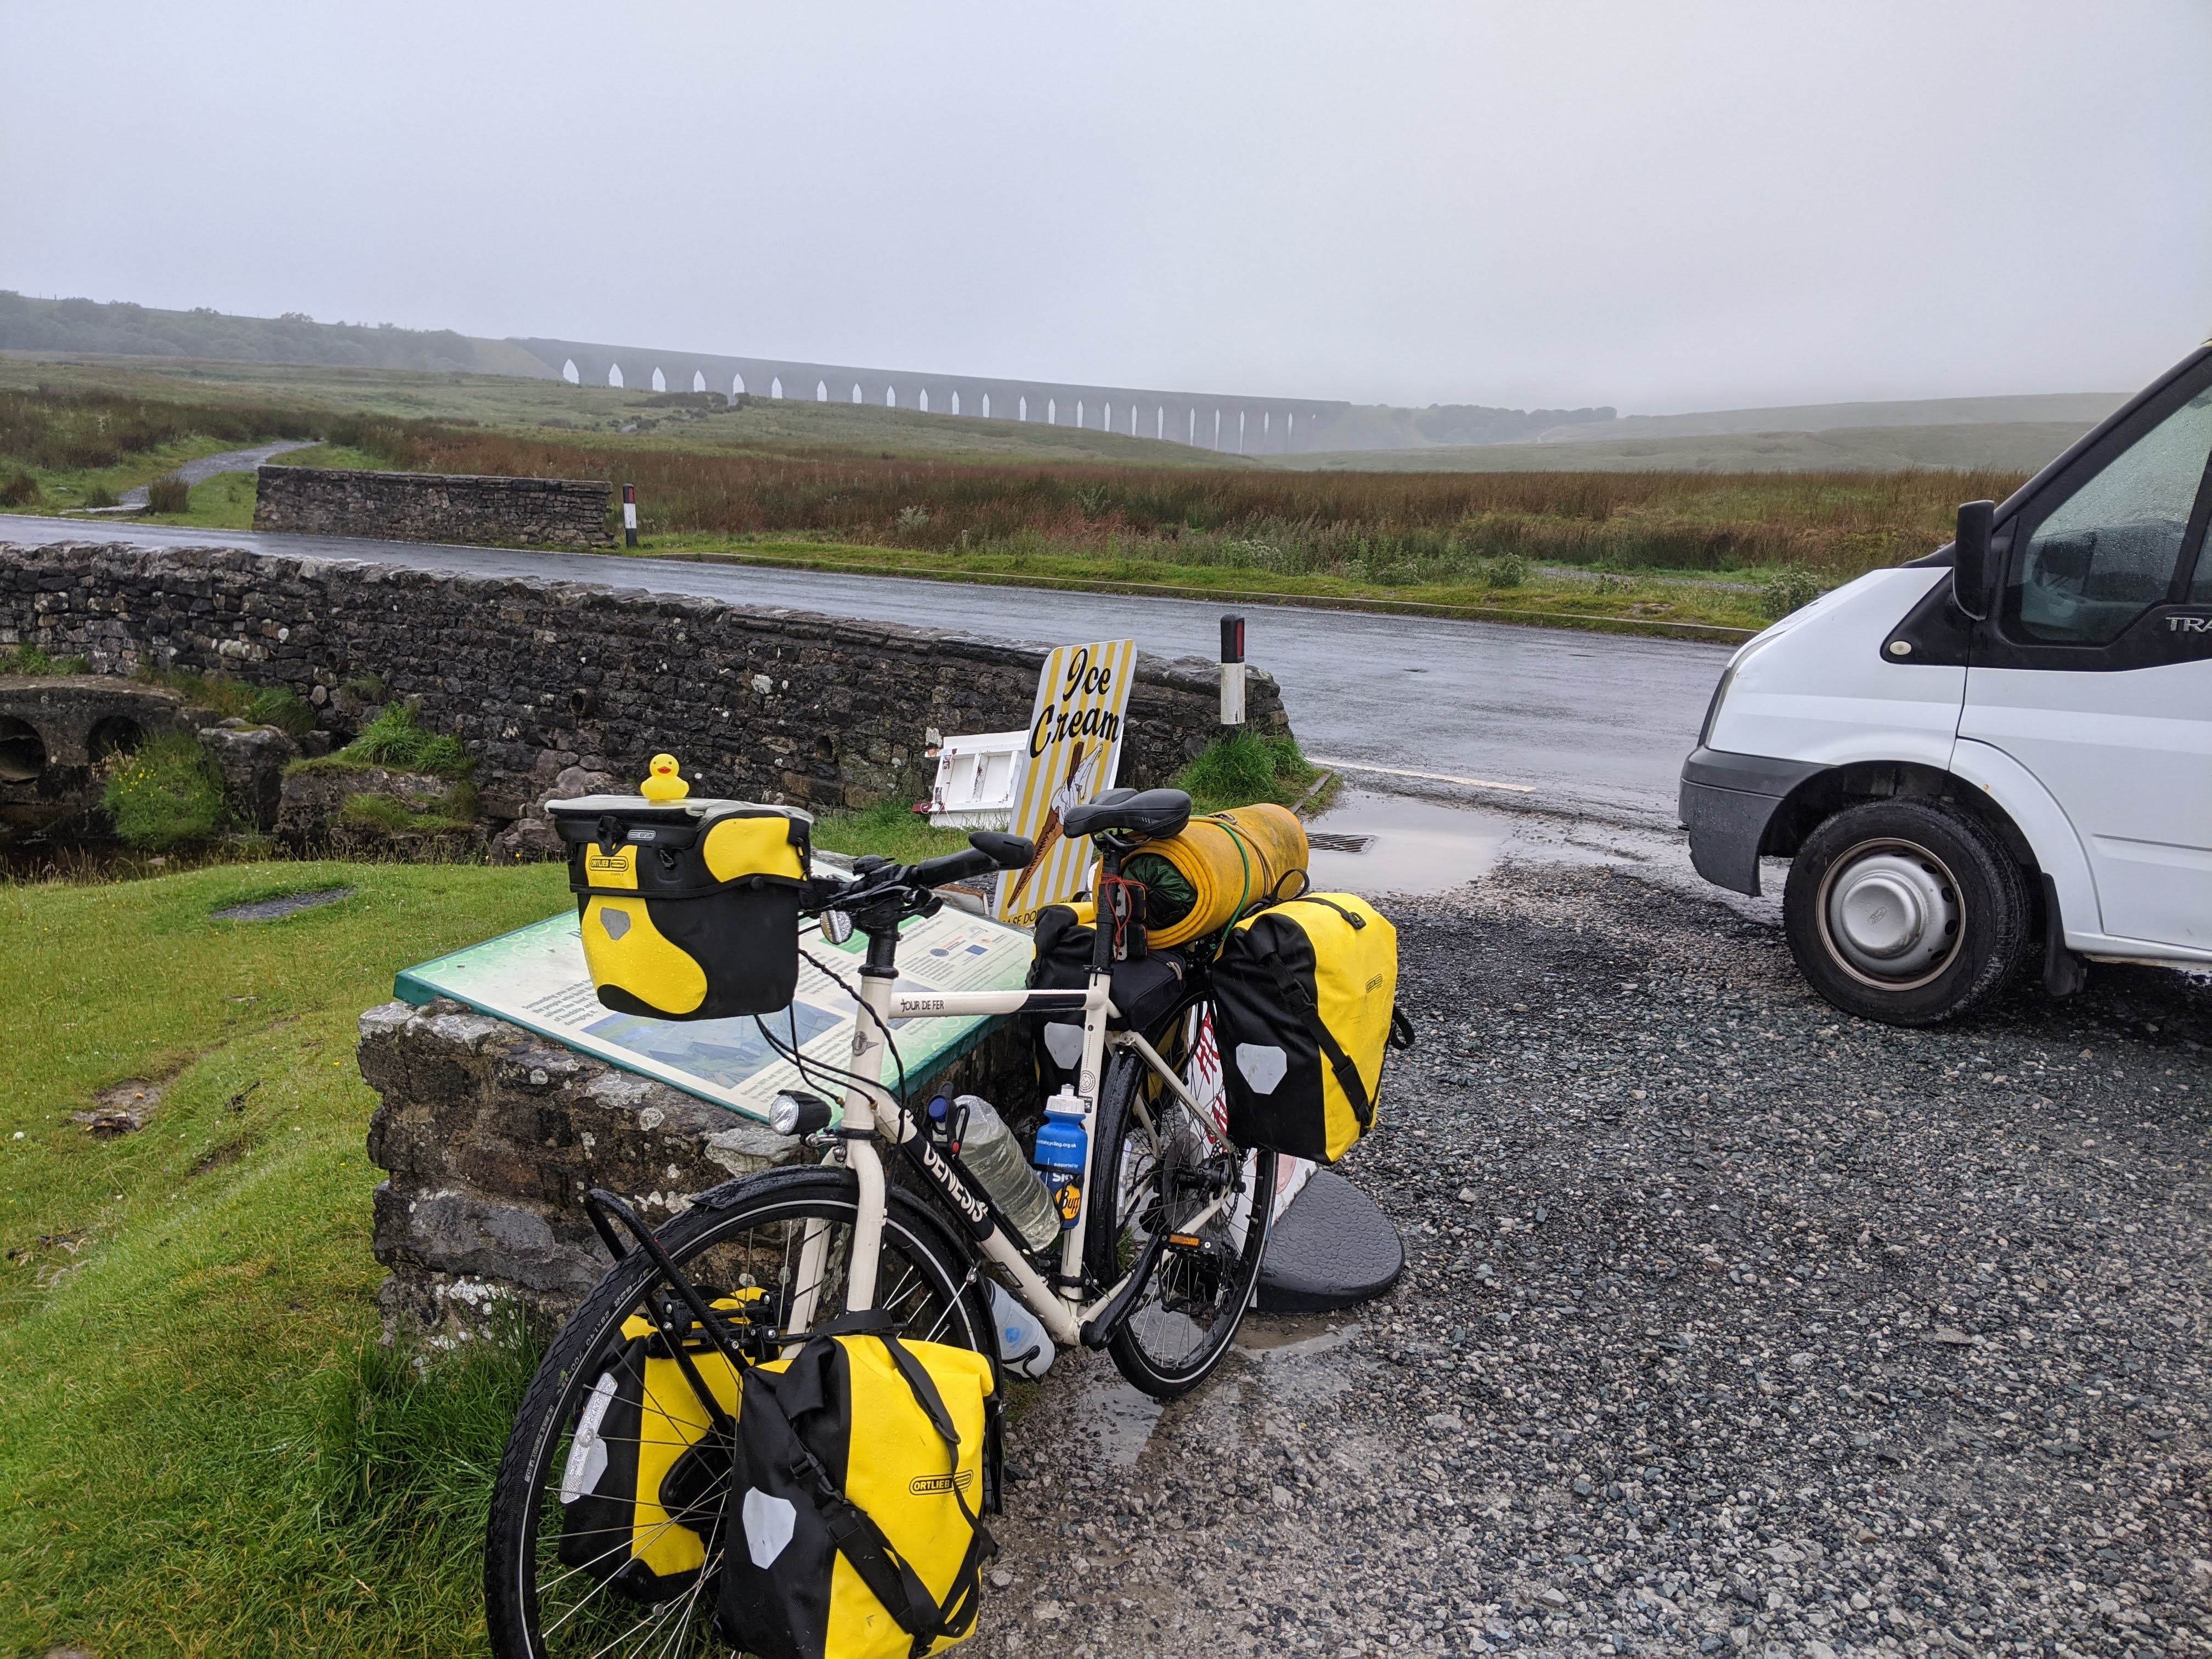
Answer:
1070;1366;1165;1469
1303;790;1512;895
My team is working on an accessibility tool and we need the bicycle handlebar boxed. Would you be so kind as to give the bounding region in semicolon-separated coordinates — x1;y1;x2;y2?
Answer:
908;831;1034;889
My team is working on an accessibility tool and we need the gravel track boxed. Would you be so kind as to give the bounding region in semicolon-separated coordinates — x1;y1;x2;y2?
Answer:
973;857;2211;1659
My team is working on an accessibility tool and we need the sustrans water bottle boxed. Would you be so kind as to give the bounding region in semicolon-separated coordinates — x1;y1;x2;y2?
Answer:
988;1278;1054;1379
1031;1087;1090;1232
947;1094;1062;1254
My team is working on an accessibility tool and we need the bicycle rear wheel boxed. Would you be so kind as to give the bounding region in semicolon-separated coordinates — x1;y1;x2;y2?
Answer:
483;1165;992;1659
1085;995;1276;1399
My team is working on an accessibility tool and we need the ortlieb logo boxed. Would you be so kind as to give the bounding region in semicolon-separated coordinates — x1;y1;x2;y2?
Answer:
1365;973;1386;992
909;1470;976;1496
588;854;630;874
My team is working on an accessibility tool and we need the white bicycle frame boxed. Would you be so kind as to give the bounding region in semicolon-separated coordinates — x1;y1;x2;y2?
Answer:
792;961;1234;1349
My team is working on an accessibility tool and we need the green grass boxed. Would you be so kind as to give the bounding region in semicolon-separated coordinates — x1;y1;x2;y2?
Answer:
338;788;477;837
810;799;970;864
1171;732;1323;817
101;732;230;849
291;704;470;780
0;859;572;1656
0;644;90;676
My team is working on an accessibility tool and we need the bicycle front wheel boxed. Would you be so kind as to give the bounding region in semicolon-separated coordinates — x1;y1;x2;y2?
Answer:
1085;998;1277;1399
483;1165;992;1659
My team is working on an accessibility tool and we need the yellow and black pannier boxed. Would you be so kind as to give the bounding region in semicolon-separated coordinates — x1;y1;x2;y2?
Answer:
548;794;812;1020
556;1295;760;1602
1210;892;1412;1164
718;1316;998;1659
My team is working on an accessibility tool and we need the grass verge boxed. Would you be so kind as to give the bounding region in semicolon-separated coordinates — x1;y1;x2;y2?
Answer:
0;859;572;1655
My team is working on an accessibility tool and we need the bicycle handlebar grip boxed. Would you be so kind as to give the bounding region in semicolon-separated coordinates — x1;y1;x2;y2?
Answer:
969;831;1035;871
909;845;999;888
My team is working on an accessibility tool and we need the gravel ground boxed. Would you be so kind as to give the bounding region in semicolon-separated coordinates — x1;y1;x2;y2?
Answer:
972;856;2211;1659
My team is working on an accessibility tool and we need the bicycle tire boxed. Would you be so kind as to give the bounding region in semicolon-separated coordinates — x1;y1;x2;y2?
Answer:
1084;992;1277;1399
483;1165;992;1659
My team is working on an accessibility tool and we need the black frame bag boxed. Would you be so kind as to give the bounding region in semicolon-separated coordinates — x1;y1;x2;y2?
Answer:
1024;903;1192;1091
547;793;812;1020
718;1315;998;1659
1211;892;1413;1163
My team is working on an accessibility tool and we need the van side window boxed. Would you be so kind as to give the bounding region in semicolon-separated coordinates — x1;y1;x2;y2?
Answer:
2008;386;2212;645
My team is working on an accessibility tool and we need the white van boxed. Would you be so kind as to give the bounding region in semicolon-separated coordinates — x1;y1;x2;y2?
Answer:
1681;342;2212;1025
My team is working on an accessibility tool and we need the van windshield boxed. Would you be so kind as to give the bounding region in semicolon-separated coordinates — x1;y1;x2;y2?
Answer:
2009;383;2212;645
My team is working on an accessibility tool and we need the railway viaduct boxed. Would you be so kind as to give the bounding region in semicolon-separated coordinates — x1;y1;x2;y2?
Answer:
505;336;1348;457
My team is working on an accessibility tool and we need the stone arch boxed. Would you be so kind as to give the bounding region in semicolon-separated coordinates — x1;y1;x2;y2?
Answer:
562;358;580;385
87;714;145;763
732;371;746;397
608;363;625;388
1156;405;1164;441
950;390;960;415
651;367;667;393
1076;400;1085;428
692;370;707;393
885;386;896;408
1187;408;1197;445
1047;398;1057;425
770;376;783;398
1018;396;1028;421
981;392;991;419
918;388;929;413
852;383;864;404
0;715;46;783
817;380;830;402
1238;410;1246;454
1214;409;1222;449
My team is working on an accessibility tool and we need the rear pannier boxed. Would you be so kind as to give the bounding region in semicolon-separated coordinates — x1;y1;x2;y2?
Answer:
548;794;812;1020
1210;892;1411;1163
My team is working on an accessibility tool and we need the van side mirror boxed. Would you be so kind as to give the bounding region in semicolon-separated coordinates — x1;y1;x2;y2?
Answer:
1953;499;1996;621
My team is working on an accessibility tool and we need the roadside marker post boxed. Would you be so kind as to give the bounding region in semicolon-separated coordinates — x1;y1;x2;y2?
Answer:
622;483;638;549
1218;613;1246;732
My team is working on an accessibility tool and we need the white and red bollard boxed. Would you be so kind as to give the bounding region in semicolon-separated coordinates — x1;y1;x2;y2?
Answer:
622;482;638;549
1219;613;1246;732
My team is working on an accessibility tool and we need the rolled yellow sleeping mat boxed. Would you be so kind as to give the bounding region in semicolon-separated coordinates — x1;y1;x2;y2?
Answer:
1114;803;1309;947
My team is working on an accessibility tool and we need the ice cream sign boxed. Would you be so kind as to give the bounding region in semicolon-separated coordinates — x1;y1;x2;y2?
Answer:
994;639;1137;923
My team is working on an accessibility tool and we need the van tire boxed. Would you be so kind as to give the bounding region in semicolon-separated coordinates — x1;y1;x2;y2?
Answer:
1782;799;2029;1026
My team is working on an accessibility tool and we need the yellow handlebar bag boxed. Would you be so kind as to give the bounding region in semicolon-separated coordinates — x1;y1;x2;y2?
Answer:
548;793;811;1020
1111;803;1308;949
1210;892;1412;1163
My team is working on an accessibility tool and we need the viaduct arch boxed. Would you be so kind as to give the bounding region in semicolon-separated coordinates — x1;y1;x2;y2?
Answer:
507;336;1347;455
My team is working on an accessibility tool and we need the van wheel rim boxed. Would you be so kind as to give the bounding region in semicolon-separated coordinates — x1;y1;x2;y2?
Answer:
1816;838;1962;990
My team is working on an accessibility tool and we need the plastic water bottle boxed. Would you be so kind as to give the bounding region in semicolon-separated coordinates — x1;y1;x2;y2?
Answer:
988;1278;1054;1379
947;1094;1062;1254
1031;1087;1090;1233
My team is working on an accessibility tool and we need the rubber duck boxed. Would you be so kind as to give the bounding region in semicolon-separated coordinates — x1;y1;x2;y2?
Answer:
640;753;690;802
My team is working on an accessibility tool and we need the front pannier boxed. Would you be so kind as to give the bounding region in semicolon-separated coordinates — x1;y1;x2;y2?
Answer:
1210;893;1410;1163
548;794;812;1019
556;1296;759;1602
718;1317;998;1659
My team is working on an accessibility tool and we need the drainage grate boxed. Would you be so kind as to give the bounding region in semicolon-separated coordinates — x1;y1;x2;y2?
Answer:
1306;832;1378;854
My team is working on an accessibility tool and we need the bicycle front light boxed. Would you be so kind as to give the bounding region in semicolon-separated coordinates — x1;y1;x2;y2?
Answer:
770;1091;835;1137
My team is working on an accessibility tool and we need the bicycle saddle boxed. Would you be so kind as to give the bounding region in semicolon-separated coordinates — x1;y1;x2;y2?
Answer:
1062;787;1192;842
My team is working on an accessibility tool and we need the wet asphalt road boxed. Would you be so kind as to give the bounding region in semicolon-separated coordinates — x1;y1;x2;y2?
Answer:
0;516;1732;825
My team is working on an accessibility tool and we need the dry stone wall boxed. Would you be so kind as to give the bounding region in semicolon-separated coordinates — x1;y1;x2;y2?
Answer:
358;997;1029;1344
253;465;614;548
0;541;1291;840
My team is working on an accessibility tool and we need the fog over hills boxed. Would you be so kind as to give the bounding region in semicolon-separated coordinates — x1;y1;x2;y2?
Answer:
0;290;2128;469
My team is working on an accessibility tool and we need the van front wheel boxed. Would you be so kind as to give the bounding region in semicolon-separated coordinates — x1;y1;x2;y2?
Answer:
1782;799;2029;1026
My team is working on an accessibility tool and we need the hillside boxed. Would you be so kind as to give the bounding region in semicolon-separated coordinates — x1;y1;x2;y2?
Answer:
1284;420;2097;475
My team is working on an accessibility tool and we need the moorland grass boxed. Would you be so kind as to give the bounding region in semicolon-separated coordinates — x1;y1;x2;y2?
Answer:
0;859;572;1656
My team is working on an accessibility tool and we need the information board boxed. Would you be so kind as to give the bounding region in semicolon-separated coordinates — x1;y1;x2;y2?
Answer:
394;905;1035;1124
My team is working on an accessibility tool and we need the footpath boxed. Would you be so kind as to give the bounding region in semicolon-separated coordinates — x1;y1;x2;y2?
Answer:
973;859;2211;1659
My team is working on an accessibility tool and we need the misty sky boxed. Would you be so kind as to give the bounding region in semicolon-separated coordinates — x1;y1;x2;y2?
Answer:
5;3;2208;413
